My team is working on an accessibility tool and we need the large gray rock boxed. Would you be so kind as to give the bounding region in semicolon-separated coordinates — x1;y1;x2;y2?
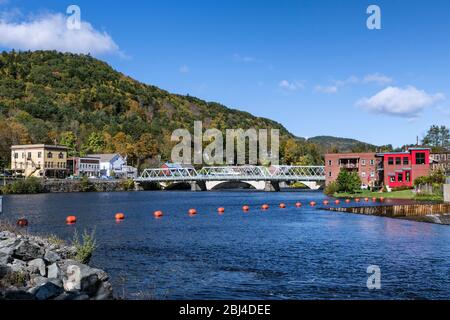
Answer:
93;281;114;300
0;252;12;265
33;282;64;300
47;263;62;279
61;260;109;297
8;259;27;273
1;289;36;300
13;240;44;261
28;275;48;287
0;231;17;240
44;250;61;264
0;238;21;255
28;258;46;276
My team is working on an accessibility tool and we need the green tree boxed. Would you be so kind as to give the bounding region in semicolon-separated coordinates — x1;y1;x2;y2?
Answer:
83;131;106;154
422;125;450;150
336;170;361;193
60;131;78;156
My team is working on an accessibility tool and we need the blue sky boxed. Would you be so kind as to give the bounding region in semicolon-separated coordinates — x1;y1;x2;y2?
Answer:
0;0;449;147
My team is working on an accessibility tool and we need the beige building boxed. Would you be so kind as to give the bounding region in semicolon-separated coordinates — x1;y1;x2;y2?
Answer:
10;144;68;178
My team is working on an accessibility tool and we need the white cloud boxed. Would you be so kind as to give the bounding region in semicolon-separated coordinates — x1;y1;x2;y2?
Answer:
279;80;304;92
233;53;258;63
0;12;120;56
334;75;359;87
363;73;393;85
314;85;338;94
179;65;190;73
356;86;445;117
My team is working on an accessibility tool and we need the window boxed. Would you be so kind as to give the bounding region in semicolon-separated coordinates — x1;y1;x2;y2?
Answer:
59;152;64;159
22;152;25;159
14;153;18;159
361;172;366;177
403;157;409;165
370;172;375;178
435;154;440;161
38;152;42;158
396;157;401;165
398;173;403;182
390;176;395;182
361;159;366;166
388;157;394;165
48;152;53;159
328;160;332;166
27;152;31;159
370;159;375;165
405;171;410;182
415;152;426;165
328;171;332;177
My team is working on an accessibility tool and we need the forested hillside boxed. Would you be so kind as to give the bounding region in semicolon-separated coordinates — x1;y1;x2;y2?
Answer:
0;50;372;169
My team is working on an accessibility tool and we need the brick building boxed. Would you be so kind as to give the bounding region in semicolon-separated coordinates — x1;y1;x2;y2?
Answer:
430;152;450;174
324;152;381;188
325;148;432;189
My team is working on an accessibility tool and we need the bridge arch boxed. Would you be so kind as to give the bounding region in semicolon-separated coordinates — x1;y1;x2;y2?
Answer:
161;182;191;190
206;181;266;191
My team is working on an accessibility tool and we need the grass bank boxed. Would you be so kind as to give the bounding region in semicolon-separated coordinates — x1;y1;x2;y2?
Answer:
333;189;443;201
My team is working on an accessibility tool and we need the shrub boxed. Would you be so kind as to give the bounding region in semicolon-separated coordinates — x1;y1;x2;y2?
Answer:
414;169;447;186
120;179;135;191
1;177;43;194
80;176;95;192
71;229;97;264
324;181;339;196
336;170;361;193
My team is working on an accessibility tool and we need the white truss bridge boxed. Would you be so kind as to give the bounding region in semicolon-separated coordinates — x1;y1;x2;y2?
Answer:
135;166;325;191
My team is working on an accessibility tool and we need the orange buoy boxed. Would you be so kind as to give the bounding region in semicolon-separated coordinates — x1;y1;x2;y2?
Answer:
115;213;125;220
66;216;77;224
261;204;269;210
295;202;302;208
188;208;197;215
17;218;28;227
355;198;361;202
242;205;250;212
279;203;286;209
372;197;377;202
154;210;163;218
218;207;225;214
310;201;316;207
345;199;351;203
364;197;369;202
380;197;385;202
323;200;329;205
335;200;340;205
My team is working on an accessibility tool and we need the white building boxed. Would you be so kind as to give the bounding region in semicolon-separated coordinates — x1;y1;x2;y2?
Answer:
89;154;138;179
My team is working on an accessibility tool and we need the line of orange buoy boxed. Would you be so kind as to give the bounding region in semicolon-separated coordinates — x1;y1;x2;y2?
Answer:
335;200;340;205
296;202;302;207
261;204;269;210
310;201;316;207
279;203;286;209
323;200;329;205
355;198;361;202
242;205;250;212
345;199;351;203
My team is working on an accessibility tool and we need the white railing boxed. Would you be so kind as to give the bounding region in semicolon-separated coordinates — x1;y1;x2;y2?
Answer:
137;165;325;182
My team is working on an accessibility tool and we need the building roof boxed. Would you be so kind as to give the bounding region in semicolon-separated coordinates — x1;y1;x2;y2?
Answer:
11;144;68;151
88;154;122;162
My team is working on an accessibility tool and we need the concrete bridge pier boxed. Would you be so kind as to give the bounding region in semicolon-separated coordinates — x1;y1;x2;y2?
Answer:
191;181;207;191
264;181;280;192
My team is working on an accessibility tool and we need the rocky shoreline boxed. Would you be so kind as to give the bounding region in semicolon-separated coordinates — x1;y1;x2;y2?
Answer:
0;230;113;300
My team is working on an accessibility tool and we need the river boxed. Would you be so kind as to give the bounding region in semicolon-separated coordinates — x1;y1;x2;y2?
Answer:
1;191;450;299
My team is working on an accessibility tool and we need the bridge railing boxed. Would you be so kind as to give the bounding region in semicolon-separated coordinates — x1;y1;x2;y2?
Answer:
138;165;325;181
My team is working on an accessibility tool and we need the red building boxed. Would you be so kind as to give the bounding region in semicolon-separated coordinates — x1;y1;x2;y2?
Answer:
325;148;431;189
376;148;430;188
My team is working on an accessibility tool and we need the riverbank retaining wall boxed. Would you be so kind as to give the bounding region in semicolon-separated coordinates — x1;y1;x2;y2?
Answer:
327;203;450;218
